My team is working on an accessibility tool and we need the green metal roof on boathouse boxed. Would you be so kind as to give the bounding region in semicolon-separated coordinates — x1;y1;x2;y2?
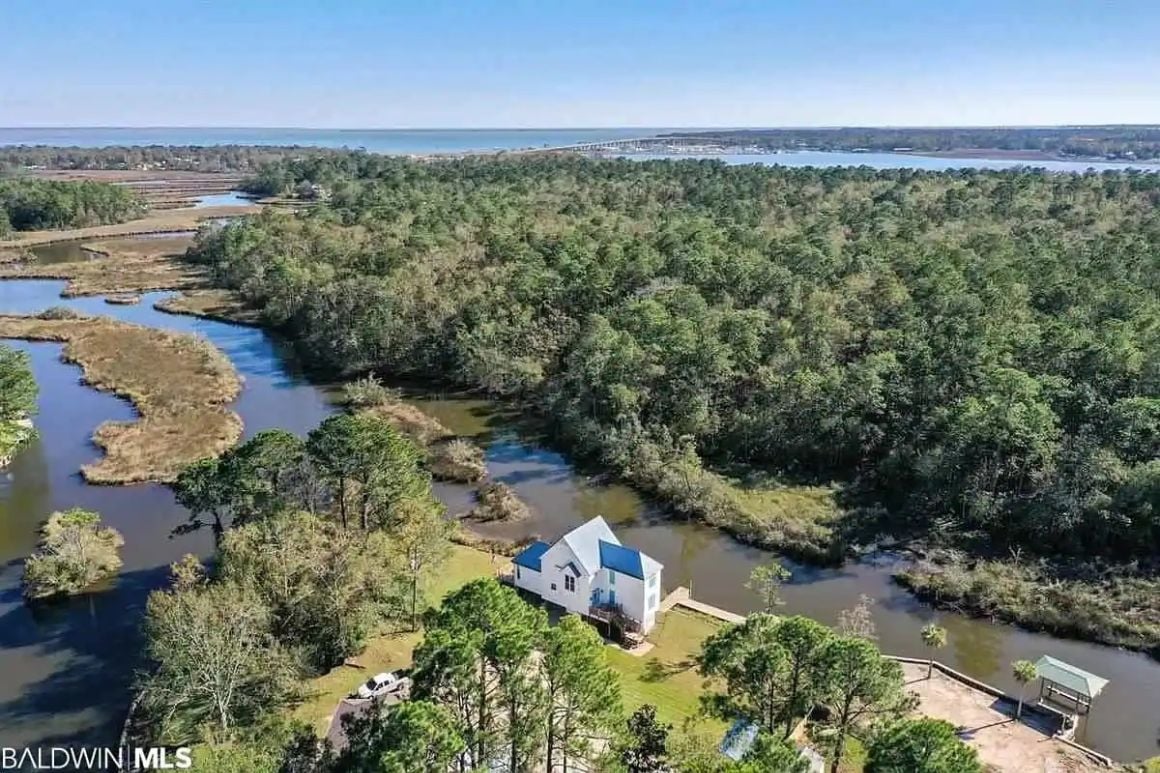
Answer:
1034;655;1108;698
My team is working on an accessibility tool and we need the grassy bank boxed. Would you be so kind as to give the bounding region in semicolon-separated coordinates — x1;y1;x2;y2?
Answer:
153;289;263;325
616;439;844;563
0;313;242;483
351;387;490;485
0;235;204;296
896;556;1160;656
605;607;725;730
111;281;843;563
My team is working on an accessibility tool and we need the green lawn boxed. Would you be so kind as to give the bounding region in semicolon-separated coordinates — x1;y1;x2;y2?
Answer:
292;547;730;739
605;607;727;732
291;544;504;733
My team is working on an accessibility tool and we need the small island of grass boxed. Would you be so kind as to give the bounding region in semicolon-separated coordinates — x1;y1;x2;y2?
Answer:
23;508;124;600
0;311;242;483
344;376;490;484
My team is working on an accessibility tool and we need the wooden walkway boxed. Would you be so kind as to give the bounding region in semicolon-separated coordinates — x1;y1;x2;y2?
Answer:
658;586;746;624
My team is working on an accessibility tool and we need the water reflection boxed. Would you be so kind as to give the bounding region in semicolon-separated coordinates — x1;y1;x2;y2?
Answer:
0;248;1158;760
26;241;102;265
0;275;335;751
414;395;1160;763
192;191;255;208
944;612;1006;679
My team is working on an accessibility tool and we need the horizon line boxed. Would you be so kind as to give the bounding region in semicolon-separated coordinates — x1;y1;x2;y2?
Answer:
3;123;1160;132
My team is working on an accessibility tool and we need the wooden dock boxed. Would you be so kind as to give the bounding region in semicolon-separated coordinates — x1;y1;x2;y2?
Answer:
659;586;746;624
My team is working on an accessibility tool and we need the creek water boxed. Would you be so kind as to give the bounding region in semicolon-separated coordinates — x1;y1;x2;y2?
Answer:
192;191;255;208
0;240;1157;761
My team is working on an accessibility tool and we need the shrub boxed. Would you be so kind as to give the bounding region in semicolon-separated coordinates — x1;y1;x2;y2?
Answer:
430;437;487;482
468;481;531;522
23;508;124;599
36;305;84;320
342;373;394;408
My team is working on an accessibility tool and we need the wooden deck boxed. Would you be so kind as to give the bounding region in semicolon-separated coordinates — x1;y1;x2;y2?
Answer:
658;586;746;624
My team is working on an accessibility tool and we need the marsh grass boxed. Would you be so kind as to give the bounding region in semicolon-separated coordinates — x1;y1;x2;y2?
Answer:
429;437;487;482
154;289;262;325
896;556;1160;655
621;439;843;562
351;383;492;484
364;396;455;446
0;313;242;483
467;481;532;522
0;235;205;297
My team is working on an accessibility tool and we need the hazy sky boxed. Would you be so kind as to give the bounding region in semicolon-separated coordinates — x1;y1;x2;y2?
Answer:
3;0;1158;128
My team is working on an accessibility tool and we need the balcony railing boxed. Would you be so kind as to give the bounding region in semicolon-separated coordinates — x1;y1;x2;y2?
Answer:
587;602;641;633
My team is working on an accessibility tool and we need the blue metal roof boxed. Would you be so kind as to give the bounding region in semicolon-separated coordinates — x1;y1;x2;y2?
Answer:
512;541;550;572
599;540;646;580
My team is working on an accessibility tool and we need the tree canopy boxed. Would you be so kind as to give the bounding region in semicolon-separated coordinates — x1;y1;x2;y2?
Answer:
0;177;144;233
22;508;123;600
0;344;37;422
866;718;981;773
188;155;1160;568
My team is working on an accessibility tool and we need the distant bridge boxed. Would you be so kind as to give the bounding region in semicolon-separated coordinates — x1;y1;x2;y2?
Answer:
516;135;716;154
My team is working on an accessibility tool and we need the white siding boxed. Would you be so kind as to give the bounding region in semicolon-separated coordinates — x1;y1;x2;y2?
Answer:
591;567;662;633
511;519;664;634
512;565;542;596
539;542;592;617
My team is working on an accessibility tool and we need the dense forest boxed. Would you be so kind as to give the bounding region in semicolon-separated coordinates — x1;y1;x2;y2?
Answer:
188;156;1160;579
0;177;144;234
0;145;340;173
667;126;1160;161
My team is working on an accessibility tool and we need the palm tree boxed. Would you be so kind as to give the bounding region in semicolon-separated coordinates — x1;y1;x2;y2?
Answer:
920;624;947;679
1012;660;1038;719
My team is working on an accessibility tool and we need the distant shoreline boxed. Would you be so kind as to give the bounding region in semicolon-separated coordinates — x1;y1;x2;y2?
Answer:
900;147;1149;163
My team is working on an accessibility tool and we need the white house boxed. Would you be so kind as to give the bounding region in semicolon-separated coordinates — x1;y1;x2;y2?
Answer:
510;516;663;633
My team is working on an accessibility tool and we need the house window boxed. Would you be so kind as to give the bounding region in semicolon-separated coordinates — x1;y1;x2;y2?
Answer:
516;567;521;580
564;574;576;593
648;574;658;588
648;594;658;609
608;570;616;586
550;583;557;591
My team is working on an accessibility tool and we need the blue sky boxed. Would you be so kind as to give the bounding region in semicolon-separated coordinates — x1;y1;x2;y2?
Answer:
2;0;1158;127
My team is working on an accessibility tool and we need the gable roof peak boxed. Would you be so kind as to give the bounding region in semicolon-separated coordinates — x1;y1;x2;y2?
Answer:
559;516;619;575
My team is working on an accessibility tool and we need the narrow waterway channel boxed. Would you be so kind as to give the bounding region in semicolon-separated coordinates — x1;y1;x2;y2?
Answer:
0;240;1157;761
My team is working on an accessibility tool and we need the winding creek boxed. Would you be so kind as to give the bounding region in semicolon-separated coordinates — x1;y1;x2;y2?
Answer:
1;238;1158;761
